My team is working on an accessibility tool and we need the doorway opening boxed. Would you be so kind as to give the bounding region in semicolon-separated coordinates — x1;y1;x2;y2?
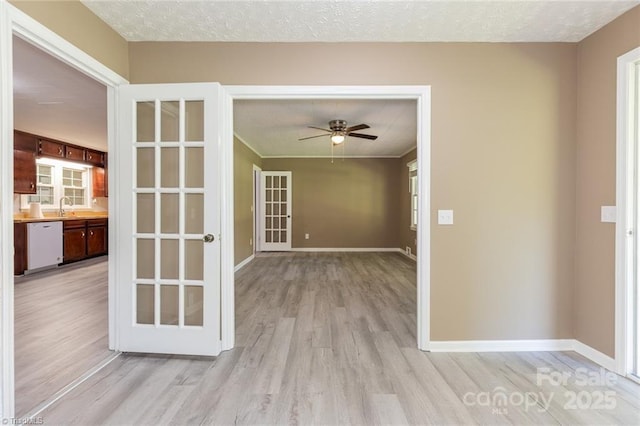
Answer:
11;34;112;417
226;87;430;351
615;46;640;382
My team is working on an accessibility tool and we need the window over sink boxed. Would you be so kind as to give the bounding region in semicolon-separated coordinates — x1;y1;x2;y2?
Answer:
21;158;91;210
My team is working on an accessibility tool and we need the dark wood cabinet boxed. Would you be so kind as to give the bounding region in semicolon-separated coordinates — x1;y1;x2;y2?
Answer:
63;220;87;263
86;149;104;167
92;166;106;198
14;223;27;275
13;131;37;194
63;219;108;263
87;220;107;256
38;138;65;158
65;145;85;162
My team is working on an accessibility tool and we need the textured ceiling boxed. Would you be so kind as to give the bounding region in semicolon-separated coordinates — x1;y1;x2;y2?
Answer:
13;36;108;151
234;99;417;158
82;0;639;42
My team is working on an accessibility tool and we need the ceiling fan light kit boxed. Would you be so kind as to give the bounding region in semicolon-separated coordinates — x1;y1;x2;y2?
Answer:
299;119;378;151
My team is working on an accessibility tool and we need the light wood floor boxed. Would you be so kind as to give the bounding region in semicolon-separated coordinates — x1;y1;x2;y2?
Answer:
39;252;640;425
15;257;112;417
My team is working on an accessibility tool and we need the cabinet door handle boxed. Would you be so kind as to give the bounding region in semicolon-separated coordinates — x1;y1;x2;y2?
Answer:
81;231;85;238
58;147;63;155
30;182;34;189
67;150;72;157
88;154;92;160
90;230;94;236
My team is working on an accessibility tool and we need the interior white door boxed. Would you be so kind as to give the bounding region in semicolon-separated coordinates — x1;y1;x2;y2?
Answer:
261;171;292;251
117;83;221;356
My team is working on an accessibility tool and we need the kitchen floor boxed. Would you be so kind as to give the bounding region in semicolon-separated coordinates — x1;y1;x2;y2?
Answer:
14;256;112;417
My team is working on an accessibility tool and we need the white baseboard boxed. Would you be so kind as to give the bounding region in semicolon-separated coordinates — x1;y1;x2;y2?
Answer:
429;338;616;372
290;247;402;253
429;339;575;353
573;339;616;371
401;250;417;261
234;254;255;272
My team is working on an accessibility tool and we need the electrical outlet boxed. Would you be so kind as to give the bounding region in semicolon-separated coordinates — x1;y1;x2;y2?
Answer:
438;209;454;225
305;233;310;240
405;246;412;256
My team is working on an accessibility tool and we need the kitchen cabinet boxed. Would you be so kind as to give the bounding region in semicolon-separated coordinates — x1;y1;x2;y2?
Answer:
64;145;85;162
14;223;27;275
63;220;87;263
38;137;65;159
92;166;107;197
63;218;108;263
86;149;105;167
13;130;37;194
87;219;107;256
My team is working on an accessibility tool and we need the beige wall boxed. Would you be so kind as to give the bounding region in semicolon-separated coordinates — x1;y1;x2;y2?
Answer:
234;138;262;266
398;148;418;257
262;157;401;249
575;6;640;357
127;41;581;342
9;0;129;79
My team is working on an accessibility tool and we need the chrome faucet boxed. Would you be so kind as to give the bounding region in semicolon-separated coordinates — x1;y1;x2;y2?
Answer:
59;196;72;217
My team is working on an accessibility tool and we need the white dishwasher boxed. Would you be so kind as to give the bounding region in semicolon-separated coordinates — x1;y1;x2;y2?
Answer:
27;221;63;273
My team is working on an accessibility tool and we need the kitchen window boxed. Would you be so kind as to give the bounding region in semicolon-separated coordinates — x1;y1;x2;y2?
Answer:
408;160;418;230
22;158;91;209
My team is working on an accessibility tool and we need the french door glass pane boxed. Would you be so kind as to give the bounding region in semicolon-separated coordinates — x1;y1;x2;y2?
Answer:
161;101;180;142
185;101;204;141
160;193;179;234
136;101;155;142
137;194;155;233
161;148;179;188
185;285;204;326
160;239;179;280
160;285;179;325
136;284;154;325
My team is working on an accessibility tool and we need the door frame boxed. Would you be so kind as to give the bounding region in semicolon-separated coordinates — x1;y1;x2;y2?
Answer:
222;85;431;351
615;46;640;379
253;164;262;254
0;3;127;418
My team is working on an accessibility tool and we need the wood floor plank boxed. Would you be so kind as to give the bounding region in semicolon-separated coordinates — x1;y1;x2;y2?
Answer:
14;257;112;417
37;252;640;425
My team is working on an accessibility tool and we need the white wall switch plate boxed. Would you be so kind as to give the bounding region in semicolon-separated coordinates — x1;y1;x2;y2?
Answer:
305;233;310;239
438;209;454;225
601;206;616;223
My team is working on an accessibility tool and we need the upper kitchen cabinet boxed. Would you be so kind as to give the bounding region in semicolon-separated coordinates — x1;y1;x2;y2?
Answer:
37;137;65;159
86;149;105;167
38;136;87;163
13;130;37;194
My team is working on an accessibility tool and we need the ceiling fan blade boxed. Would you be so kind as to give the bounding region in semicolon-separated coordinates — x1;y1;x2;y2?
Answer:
348;133;378;140
298;134;329;141
308;126;332;133
346;123;369;132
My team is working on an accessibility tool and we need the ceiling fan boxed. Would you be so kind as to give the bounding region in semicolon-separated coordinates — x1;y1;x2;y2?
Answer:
298;119;378;145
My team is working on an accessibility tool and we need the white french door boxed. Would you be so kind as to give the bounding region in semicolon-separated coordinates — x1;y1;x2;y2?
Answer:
260;171;292;251
117;83;222;356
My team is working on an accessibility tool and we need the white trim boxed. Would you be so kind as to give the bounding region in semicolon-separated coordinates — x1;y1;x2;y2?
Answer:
291;247;403;253
429;339;617;371
0;2;15;418
615;46;640;377
23;351;121;420
234;254;255;272
234;132;263;158
430;339;575;353
224;85;431;352
261;155;404;159
574;340;617;372
398;145;418;159
252;164;262;254
1;2;128;418
401;250;417;261
220;87;235;351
